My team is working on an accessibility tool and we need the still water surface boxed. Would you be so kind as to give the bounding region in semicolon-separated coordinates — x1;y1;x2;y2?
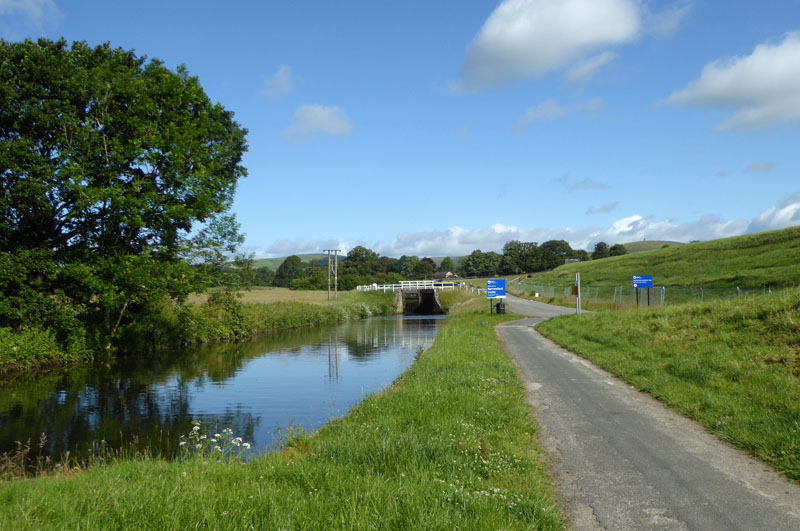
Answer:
0;315;444;458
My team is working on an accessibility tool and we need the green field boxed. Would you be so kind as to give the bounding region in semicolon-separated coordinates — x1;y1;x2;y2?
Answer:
520;227;800;288
0;298;565;530
623;240;686;253
536;288;800;482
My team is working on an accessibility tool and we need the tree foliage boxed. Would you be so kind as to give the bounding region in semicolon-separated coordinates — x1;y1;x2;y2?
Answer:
0;39;248;350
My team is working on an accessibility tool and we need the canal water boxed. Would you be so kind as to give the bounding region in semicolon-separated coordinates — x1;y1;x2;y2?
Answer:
0;315;444;459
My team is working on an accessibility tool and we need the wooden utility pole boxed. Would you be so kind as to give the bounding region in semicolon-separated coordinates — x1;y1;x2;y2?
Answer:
324;249;340;300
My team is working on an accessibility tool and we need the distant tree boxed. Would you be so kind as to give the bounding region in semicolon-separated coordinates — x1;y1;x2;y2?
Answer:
342;246;379;276
420;257;437;272
500;240;524;274
399;255;420;279
253;267;275;286
273;255;304;287
291;268;327;290
414;260;435;279
576;250;589;262
461;250;501;277
592;242;610;260
439;257;455;273
540;240;576;270
609;244;627;256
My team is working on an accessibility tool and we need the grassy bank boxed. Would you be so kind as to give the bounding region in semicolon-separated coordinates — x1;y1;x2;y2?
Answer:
536;288;800;482
0;291;397;377
0;301;565;530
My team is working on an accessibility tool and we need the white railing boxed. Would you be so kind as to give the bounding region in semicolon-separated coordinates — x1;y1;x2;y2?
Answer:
356;281;457;292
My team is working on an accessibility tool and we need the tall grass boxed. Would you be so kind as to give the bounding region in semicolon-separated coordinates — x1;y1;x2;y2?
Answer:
0;302;565;530
536;288;800;481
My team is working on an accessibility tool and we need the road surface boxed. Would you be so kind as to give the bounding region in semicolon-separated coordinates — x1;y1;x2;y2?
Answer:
499;294;800;530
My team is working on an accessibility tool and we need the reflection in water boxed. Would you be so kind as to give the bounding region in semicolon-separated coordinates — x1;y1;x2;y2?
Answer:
0;316;443;459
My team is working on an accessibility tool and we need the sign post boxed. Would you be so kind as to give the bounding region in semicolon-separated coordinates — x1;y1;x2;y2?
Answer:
632;275;653;307
575;273;582;315
486;279;506;314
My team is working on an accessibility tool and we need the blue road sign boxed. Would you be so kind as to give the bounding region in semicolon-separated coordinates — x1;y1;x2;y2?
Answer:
632;275;653;289
486;279;506;299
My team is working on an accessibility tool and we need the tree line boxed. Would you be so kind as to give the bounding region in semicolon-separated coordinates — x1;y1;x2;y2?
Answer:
256;239;627;290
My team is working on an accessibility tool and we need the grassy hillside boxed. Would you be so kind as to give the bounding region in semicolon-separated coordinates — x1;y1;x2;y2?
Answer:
524;227;800;287
623;240;686;253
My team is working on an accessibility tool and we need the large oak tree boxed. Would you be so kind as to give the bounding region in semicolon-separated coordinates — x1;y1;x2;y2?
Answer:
0;39;248;347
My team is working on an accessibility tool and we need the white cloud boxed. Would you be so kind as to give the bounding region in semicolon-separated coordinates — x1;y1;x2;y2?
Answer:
667;32;800;130
459;0;640;90
283;104;352;141
262;65;295;98
565;51;617;83
253;196;800;257
747;195;800;234
513;98;602;133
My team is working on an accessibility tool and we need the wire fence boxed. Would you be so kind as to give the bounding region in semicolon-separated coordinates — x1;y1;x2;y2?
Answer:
511;281;781;308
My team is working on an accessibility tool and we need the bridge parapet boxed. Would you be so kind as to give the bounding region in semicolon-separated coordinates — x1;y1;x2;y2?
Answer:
356;281;456;293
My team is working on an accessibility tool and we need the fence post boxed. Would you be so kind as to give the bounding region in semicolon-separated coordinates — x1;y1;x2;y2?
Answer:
660;286;665;306
700;287;704;302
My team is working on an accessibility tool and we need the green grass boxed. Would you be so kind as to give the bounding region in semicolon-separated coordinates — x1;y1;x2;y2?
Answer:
623;240;686;253
522;226;800;288
0;302;565;530
536;288;800;482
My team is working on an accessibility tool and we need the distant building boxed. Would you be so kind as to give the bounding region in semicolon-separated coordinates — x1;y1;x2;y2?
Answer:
434;271;456;279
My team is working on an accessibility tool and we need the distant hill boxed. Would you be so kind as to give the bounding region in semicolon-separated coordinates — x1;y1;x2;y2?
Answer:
522;227;800;288
253;254;467;271
252;253;328;270
623;241;686;254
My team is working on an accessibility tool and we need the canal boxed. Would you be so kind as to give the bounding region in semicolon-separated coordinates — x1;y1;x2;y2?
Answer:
0;315;444;460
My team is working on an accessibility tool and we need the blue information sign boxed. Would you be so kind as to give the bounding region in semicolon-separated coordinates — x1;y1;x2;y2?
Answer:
486;279;507;299
632;275;653;289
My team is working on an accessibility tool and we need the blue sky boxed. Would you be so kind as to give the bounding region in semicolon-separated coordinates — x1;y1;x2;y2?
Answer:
4;0;800;257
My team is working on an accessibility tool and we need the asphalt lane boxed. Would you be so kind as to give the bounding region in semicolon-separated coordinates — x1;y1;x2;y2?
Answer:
500;294;800;530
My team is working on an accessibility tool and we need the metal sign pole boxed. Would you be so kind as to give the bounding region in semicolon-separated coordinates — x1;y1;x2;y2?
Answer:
576;273;582;315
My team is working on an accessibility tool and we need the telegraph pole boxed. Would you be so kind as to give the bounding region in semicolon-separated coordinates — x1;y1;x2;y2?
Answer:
324;249;340;300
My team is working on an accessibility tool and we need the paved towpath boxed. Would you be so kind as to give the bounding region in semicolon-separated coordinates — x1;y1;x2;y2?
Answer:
499;294;800;530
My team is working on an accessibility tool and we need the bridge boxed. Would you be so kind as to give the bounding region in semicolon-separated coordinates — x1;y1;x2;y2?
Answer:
356;280;462;314
356;280;457;293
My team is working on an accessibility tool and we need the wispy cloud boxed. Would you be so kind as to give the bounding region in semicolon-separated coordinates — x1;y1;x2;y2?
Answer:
283;104;352;141
254;196;800;257
513;98;602;133
586;202;619;215
744;162;774;174
644;0;692;38
263;65;295;98
566;51;617;83
667;32;800;130
553;177;610;192
0;0;59;36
